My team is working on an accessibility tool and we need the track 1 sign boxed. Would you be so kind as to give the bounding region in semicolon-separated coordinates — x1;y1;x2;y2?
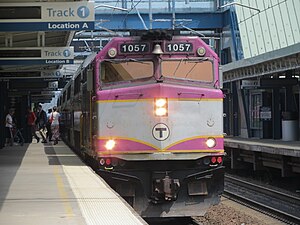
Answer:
0;47;74;65
0;2;94;31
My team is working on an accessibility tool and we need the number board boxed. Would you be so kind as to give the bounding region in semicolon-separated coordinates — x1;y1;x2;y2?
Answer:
120;43;149;54
165;42;193;53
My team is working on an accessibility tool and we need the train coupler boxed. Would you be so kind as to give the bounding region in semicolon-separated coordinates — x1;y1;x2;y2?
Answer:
151;175;180;203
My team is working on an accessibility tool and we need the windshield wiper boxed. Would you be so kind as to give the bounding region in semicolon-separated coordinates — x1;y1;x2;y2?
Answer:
173;59;183;77
184;58;209;78
184;63;198;78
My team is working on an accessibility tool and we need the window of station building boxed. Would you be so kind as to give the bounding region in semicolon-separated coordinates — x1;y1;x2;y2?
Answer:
67;86;71;100
161;59;214;83
250;92;262;137
100;60;153;84
74;75;81;95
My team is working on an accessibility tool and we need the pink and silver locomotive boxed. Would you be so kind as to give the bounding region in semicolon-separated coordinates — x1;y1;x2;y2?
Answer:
59;31;224;217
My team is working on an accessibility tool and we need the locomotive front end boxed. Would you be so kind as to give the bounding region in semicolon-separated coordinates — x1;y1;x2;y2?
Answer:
93;32;224;217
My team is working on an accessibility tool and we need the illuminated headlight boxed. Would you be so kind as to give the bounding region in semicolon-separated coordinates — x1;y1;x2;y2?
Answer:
197;47;206;56
105;139;116;150
155;98;168;116
205;137;216;148
155;98;167;107
155;108;167;116
108;48;117;58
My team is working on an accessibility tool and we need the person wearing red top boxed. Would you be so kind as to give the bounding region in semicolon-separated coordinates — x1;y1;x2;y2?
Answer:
26;107;40;143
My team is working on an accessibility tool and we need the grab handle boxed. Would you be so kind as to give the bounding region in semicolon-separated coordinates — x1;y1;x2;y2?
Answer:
115;93;143;98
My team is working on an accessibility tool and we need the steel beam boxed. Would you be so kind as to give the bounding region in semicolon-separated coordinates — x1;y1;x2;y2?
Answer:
95;12;227;30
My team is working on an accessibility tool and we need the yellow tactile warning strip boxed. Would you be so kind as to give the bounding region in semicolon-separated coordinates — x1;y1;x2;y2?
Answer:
61;165;146;225
53;165;74;217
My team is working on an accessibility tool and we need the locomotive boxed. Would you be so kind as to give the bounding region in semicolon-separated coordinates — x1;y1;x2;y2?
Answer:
58;30;224;217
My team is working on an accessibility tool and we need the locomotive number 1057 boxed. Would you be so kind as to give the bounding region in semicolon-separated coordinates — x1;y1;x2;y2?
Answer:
165;43;193;52
120;43;149;53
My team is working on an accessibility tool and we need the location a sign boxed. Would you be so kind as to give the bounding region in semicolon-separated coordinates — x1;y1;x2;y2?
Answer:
0;2;94;31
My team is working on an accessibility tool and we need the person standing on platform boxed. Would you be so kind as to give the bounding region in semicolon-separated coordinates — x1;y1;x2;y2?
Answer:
5;109;14;146
26;107;39;143
36;105;47;143
50;106;60;145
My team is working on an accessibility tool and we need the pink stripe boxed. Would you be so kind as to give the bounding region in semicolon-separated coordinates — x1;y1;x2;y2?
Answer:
96;137;223;152
97;83;223;101
167;137;224;151
97;139;156;152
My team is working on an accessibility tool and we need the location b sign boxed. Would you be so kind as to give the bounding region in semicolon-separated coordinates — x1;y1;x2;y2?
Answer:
0;47;74;65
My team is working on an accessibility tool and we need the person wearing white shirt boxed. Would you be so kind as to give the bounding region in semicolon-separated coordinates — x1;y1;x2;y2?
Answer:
5;109;14;146
50;106;60;145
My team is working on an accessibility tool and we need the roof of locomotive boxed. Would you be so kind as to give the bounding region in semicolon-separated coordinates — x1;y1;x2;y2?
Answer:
96;35;219;61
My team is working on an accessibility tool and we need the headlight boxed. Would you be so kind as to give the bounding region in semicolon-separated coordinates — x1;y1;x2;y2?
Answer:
205;137;216;148
155;108;167;116
197;47;206;56
105;139;116;150
108;48;117;58
155;98;168;116
155;98;167;107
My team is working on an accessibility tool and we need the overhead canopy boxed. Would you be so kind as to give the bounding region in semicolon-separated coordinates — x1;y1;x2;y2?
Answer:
223;43;300;82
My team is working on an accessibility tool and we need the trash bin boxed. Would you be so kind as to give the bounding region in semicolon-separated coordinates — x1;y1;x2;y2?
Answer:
282;111;298;141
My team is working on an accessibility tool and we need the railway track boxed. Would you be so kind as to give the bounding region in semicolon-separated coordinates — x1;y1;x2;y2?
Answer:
224;174;300;225
145;217;199;225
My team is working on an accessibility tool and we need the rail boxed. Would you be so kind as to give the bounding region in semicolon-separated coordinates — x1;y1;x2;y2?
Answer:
224;174;300;225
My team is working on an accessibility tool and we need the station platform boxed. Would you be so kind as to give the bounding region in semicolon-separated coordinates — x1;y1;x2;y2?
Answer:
224;137;300;176
224;137;300;158
0;141;147;225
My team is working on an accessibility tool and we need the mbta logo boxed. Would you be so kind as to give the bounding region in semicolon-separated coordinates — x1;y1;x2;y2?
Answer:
152;123;170;141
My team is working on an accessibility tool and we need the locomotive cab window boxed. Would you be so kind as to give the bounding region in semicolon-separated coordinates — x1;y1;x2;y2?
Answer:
161;59;214;83
100;60;153;84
